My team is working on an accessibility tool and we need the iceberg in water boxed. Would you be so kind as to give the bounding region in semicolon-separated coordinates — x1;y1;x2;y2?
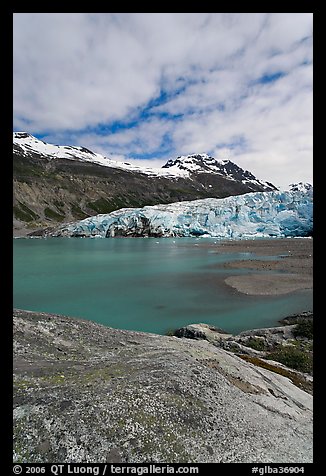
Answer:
55;184;313;239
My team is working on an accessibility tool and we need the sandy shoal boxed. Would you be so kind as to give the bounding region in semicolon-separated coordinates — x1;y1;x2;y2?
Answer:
225;273;312;296
215;238;313;296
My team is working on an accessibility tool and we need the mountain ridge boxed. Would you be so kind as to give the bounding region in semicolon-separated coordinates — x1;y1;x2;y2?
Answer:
13;132;277;188
13;132;277;234
162;153;276;190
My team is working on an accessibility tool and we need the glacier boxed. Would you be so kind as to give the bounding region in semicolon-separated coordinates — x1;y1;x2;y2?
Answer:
54;185;313;239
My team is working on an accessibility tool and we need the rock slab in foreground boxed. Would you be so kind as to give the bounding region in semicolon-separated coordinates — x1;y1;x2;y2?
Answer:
13;309;313;463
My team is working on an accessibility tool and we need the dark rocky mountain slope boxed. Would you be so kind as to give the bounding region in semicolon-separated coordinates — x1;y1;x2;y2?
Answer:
13;133;277;234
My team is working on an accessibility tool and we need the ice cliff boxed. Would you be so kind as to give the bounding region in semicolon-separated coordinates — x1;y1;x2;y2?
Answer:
55;184;313;239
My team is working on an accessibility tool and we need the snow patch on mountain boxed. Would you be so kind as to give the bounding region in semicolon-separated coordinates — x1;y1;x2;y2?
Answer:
162;153;277;191
13;133;277;189
13;132;189;178
55;187;313;239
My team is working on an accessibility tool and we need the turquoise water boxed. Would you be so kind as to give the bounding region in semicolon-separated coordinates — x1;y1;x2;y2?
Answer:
13;238;312;335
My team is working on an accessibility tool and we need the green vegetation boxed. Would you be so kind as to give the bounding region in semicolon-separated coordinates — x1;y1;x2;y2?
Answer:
266;346;312;374
53;199;65;209
13;206;34;222
119;196;143;208
226;343;241;353
79;366;124;384
70;202;89;219
13;155;44;178
44;207;65;222
165;329;176;337
87;196;142;214
14;202;39;222
293;320;313;339
87;197;113;214
13;378;32;390
53;200;66;216
244;337;267;351
39;373;67;385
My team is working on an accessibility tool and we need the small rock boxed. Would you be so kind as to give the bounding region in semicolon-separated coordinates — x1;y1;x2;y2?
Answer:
37;440;51;454
106;447;122;463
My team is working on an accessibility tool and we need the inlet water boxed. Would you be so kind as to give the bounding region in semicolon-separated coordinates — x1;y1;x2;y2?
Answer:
13;238;312;335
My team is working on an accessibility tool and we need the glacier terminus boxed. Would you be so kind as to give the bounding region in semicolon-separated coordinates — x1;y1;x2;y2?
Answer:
54;184;313;239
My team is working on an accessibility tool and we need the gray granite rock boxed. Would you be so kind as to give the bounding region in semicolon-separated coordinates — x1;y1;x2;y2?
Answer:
13;310;312;463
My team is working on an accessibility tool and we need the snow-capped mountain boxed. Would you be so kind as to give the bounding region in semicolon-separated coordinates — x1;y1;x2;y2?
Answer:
13;133;276;189
54;187;313;239
13;132;187;178
13;132;279;233
163;153;276;191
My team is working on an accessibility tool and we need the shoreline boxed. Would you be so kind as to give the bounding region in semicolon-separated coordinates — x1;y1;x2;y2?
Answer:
224;273;313;296
215;237;313;296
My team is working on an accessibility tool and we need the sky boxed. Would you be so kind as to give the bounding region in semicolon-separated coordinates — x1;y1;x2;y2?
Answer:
13;13;313;189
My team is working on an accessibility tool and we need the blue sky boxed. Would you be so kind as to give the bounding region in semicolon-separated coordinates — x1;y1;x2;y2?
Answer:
13;13;313;188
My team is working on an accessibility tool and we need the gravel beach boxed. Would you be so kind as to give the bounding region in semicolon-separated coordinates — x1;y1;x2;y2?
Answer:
217;238;313;296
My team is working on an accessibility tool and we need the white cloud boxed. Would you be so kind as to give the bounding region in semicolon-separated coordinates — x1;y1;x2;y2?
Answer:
14;13;313;188
167;66;312;187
